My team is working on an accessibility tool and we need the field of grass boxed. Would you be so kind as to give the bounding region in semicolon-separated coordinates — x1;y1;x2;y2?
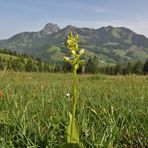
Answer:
0;72;148;147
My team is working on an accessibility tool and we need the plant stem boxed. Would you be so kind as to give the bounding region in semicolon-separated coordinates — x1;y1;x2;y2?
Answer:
70;65;77;142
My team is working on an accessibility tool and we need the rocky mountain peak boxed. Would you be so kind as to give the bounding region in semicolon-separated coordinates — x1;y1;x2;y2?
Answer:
40;23;61;35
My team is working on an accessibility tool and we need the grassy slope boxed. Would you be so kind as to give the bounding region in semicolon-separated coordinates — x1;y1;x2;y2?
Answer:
0;72;148;147
0;53;41;63
0;53;18;60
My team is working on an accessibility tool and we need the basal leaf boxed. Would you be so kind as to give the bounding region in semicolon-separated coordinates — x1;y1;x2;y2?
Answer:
59;143;84;148
66;112;79;143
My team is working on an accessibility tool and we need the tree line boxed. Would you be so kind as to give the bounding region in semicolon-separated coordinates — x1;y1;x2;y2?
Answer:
0;49;54;72
85;56;148;75
100;60;148;75
1;55;148;74
0;49;148;74
0;56;55;72
62;56;148;75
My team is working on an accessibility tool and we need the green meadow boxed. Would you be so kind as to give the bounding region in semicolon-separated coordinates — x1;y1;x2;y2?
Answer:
0;72;148;147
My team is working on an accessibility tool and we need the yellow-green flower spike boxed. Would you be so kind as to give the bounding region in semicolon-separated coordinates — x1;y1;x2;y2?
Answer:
64;32;85;68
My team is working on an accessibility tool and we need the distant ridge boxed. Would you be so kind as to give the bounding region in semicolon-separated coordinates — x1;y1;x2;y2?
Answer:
0;23;148;63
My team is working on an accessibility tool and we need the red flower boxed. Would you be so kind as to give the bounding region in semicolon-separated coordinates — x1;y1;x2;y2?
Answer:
0;91;3;97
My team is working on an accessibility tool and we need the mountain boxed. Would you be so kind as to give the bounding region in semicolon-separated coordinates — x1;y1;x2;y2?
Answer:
0;23;60;55
0;23;148;63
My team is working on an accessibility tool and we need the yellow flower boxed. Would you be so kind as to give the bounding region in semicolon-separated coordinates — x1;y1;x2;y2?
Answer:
65;32;78;51
64;32;85;68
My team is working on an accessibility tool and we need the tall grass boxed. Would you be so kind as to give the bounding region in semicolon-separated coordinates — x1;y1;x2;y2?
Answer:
0;72;148;147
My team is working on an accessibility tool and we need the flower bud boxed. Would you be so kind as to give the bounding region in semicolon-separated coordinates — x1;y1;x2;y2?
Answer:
79;49;85;55
71;50;76;55
79;60;85;65
64;56;70;62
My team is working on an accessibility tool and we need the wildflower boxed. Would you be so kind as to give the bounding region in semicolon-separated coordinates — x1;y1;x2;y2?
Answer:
64;32;85;144
66;93;70;105
65;32;78;51
64;32;85;68
84;129;90;137
66;93;70;98
0;91;3;97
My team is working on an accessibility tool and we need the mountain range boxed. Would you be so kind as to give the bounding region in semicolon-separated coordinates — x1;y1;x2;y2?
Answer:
0;23;148;64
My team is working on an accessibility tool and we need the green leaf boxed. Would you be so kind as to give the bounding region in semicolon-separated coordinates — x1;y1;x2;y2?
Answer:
59;143;84;148
66;112;79;143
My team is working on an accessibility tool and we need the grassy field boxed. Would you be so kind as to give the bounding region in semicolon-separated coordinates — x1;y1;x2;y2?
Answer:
0;72;148;147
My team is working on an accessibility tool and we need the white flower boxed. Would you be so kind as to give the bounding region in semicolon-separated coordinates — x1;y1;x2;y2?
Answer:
66;93;70;97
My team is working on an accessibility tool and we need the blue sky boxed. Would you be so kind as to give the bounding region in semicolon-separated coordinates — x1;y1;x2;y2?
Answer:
0;0;148;39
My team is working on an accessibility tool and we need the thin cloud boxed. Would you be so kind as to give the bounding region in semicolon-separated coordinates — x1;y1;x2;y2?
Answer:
91;8;114;14
82;6;115;15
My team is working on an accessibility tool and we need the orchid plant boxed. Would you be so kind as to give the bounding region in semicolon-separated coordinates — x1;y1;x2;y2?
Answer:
61;32;85;147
